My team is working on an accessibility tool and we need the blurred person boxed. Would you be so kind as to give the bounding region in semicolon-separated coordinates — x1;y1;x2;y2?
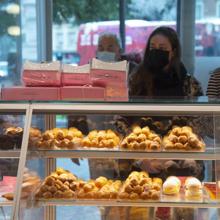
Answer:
96;32;139;74
206;67;220;98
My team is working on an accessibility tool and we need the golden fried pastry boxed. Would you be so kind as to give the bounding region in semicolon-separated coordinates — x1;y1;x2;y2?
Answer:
82;129;120;148
119;171;161;200
36;127;83;149
35;168;79;200
2;193;14;201
163;126;205;151
120;126;161;151
95;176;108;188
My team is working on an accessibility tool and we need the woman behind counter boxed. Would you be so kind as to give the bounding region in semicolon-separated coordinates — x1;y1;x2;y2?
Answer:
129;26;203;98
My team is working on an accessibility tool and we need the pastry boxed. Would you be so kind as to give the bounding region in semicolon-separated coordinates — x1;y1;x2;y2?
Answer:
163;176;181;195
120;126;161;151
2;193;14;201
35;168;78;199
82;129;120;148
163;126;205;151
119;171;162;200
36;127;83;149
184;177;202;200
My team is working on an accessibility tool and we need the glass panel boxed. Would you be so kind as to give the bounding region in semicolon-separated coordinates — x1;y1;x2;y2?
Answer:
0;112;25;219
0;0;21;87
21;0;37;62
195;0;220;96
17;110;218;220
0;0;36;89
0;113;25;151
53;0;119;65
125;0;177;62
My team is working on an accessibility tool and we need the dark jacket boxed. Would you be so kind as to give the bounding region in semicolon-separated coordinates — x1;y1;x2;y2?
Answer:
129;63;203;98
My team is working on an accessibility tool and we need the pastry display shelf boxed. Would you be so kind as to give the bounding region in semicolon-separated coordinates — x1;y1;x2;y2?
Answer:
0;150;21;158
0;103;29;113
29;148;218;160
35;199;220;208
0;200;13;207
31;102;220;114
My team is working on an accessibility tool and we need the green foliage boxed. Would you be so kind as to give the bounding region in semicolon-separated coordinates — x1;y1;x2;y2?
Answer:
0;5;17;36
53;0;121;24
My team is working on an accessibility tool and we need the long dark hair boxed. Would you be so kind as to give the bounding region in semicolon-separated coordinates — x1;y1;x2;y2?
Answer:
129;26;182;97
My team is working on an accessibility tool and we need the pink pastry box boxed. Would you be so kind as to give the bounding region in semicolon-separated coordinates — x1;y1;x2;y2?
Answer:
2;87;60;100
105;83;128;101
61;86;105;101
90;58;128;86
22;61;61;86
62;64;91;86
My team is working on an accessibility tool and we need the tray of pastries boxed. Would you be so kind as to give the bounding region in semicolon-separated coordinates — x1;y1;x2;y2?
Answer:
0;126;41;150
35;168;80;200
81;129;120;149
120;126;162;151
118;171;162;200
36;127;83;150
162;126;205;152
162;176;204;202
77;176;122;200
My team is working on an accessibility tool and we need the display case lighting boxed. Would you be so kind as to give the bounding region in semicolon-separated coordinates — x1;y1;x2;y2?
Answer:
6;3;20;15
7;26;21;36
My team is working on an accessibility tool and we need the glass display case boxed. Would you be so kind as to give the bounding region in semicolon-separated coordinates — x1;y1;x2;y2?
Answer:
1;100;220;220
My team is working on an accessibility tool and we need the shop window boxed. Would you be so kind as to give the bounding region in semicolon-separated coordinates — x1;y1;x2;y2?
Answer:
217;1;220;18
196;1;204;20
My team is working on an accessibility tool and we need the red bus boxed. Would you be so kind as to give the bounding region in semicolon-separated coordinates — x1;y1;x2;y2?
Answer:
77;19;220;65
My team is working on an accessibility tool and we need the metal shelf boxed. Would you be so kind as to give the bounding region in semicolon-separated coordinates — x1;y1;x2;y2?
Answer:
31;103;220;114
0;200;13;207
35;199;220;208
0;104;29;113
0;150;20;158
28;149;218;160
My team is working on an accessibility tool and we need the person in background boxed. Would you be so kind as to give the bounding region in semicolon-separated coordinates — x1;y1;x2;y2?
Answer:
96;32;139;74
129;26;203;97
206;67;220;98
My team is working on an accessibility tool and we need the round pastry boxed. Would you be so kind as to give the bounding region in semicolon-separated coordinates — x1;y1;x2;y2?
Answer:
163;176;181;195
184;177;202;191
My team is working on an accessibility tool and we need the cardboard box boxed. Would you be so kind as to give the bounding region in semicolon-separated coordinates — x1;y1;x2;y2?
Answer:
22;61;61;86
60;86;105;101
105;83;128;101
90;58;127;86
62;64;91;86
2;87;60;101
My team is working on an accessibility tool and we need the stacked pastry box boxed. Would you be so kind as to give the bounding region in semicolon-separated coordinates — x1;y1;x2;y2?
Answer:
1;59;128;101
90;58;128;101
61;63;105;101
2;61;61;101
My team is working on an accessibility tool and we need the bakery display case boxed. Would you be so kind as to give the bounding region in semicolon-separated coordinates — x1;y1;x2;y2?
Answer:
1;100;220;220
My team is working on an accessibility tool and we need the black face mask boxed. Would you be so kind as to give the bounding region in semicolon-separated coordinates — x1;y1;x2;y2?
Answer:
146;49;170;72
